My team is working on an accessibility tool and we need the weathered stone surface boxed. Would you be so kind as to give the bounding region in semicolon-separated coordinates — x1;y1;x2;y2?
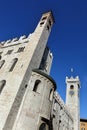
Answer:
0;11;54;130
0;11;80;130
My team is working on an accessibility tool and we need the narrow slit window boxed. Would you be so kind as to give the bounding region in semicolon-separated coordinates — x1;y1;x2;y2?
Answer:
33;80;41;92
0;60;5;69
49;20;52;26
42;16;47;20
47;25;49;31
9;58;18;72
49;89;53;101
0;80;6;93
40;22;44;26
25;84;28;88
0;55;2;60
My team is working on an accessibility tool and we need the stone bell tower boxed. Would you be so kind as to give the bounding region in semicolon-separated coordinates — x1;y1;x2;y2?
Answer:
66;75;80;130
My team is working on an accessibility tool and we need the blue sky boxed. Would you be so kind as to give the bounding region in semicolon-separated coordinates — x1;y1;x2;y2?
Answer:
0;0;87;119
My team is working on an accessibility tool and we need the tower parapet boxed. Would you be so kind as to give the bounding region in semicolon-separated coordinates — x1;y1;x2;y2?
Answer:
0;34;32;48
66;76;80;86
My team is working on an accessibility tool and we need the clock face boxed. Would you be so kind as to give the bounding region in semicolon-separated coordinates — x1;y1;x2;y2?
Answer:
69;90;74;96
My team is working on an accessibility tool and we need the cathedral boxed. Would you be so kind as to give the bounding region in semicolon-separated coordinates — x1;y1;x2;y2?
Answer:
0;11;80;130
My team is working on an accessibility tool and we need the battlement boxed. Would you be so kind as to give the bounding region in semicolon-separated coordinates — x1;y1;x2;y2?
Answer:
66;76;80;84
0;34;32;48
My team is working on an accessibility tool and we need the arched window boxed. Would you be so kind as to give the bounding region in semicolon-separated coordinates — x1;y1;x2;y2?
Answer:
39;117;49;130
0;80;6;93
39;123;46;130
49;89;53;101
9;58;18;72
33;80;41;92
70;85;74;89
0;60;5;69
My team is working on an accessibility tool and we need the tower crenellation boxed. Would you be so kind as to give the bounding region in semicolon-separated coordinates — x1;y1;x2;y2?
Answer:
0;35;30;47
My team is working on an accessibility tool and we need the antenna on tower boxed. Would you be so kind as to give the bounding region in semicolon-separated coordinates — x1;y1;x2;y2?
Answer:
71;68;74;77
71;68;73;73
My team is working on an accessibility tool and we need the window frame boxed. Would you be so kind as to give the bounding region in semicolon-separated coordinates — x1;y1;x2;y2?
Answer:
33;80;41;92
17;47;25;53
9;58;18;72
0;80;6;93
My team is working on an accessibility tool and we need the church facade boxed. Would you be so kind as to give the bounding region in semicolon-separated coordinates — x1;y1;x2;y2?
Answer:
0;11;80;130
